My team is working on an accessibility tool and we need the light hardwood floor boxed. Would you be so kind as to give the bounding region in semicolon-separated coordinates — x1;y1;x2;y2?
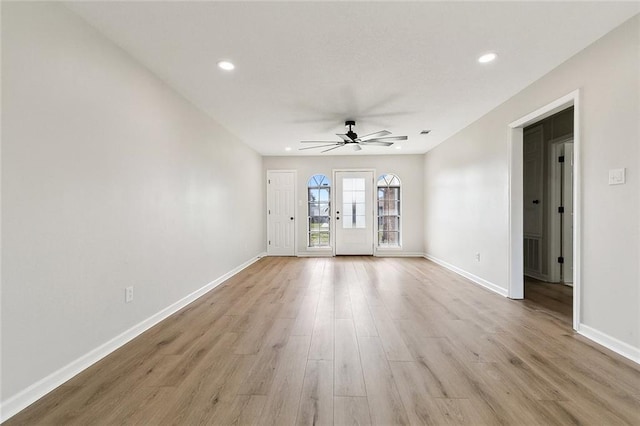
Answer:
6;257;640;425
523;277;573;324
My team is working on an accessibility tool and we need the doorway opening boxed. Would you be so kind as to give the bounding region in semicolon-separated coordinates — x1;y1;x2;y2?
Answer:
508;90;581;330
522;107;574;324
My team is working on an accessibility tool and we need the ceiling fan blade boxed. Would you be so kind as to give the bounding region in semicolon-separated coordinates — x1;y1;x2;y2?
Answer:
300;140;340;143
357;130;391;142
336;134;352;142
321;145;343;153
362;136;407;142
359;141;394;146
299;144;340;150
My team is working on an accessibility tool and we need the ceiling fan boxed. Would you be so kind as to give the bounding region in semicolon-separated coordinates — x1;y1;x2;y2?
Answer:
299;120;407;153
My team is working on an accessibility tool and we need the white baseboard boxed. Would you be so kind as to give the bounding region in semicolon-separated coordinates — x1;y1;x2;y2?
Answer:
296;251;333;257
375;251;425;257
0;252;266;423
578;324;640;364
424;254;508;297
524;271;549;282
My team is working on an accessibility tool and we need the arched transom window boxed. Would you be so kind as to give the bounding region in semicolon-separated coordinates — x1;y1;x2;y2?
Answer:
377;174;401;247
308;174;331;247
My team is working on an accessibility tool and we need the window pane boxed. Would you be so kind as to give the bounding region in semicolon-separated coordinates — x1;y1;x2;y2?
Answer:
378;216;398;231
381;216;399;231
319;188;330;202
354;178;365;190
380;202;399;215
355;203;365;216
342;202;351;217
354;191;365;203
319;232;330;244
343;178;354;191
386;231;399;245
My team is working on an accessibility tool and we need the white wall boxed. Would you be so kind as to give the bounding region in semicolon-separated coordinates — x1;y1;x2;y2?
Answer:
264;155;424;256
1;2;264;407
424;16;639;351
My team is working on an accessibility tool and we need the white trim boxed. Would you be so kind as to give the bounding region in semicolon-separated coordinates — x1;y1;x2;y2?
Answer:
509;91;578;128
375;251;423;257
424;254;508;297
297;251;333;257
0;253;266;423
524;271;549;283
508;89;581;332
578;324;640;364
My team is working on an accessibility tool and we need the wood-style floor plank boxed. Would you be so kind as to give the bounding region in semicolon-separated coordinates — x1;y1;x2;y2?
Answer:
6;256;640;426
296;359;333;426
333;396;371;426
334;319;366;397
257;335;310;426
357;336;410;425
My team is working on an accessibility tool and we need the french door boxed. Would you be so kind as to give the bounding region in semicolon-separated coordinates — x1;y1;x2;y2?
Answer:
334;171;374;255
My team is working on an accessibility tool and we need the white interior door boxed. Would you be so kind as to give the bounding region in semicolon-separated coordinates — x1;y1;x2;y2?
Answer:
562;143;574;284
334;171;374;255
267;170;295;256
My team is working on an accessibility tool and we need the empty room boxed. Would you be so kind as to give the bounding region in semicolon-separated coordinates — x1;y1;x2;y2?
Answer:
2;1;639;425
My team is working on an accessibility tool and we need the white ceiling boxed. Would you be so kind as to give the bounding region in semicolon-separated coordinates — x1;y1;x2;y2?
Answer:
66;2;639;156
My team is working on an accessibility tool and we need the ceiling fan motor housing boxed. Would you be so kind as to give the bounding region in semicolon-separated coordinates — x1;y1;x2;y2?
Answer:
345;120;357;141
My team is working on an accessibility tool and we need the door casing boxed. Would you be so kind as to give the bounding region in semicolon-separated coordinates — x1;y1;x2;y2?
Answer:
508;90;581;330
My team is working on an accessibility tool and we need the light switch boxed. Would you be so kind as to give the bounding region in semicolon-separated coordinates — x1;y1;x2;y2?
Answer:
608;168;625;185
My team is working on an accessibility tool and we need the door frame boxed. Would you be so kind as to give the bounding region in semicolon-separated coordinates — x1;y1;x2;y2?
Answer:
507;90;581;330
332;168;376;256
266;169;297;256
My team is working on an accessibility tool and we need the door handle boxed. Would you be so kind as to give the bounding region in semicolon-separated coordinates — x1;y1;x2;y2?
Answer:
532;200;540;204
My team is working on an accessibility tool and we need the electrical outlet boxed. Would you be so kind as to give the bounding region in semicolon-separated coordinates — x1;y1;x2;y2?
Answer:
475;253;481;262
125;286;134;303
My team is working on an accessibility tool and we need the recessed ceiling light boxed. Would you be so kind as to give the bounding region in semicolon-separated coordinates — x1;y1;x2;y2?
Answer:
478;53;497;64
395;145;402;150
217;60;235;71
284;147;292;151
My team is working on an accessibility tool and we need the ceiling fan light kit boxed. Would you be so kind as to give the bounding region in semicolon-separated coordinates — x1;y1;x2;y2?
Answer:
299;120;407;153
